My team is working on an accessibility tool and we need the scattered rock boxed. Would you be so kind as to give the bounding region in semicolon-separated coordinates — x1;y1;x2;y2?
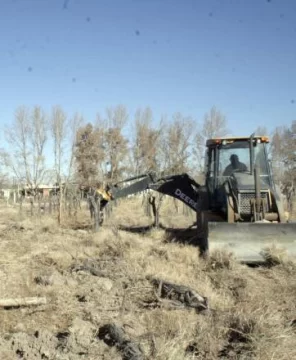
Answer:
77;229;88;235
13;323;26;332
96;277;113;292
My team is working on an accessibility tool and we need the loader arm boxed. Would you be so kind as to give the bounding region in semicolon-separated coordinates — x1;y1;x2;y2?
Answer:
99;172;202;212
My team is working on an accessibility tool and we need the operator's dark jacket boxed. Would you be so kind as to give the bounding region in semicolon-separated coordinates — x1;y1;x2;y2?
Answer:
223;161;247;176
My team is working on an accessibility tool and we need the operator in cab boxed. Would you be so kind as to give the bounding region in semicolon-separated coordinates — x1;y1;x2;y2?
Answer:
223;154;247;176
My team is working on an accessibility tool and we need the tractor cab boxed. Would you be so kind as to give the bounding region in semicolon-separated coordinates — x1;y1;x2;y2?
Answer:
204;134;277;221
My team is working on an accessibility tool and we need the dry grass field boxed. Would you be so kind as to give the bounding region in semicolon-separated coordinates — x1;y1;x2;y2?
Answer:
0;198;295;360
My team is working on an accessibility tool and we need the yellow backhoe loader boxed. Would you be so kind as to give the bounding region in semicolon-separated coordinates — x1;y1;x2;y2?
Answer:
97;134;296;263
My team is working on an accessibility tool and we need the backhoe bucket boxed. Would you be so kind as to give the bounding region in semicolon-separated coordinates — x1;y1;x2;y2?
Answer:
208;222;296;263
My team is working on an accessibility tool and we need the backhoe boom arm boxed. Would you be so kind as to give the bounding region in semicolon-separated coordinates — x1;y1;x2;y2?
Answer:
100;172;201;212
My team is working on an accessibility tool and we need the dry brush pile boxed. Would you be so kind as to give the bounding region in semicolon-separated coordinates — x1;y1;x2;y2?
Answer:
0;201;295;360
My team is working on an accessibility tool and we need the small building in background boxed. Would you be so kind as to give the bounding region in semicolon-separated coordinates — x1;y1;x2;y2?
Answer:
21;184;59;198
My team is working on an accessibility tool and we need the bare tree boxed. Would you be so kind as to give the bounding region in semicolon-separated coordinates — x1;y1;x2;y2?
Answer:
65;112;85;183
74;123;104;186
0;172;9;189
94;113;108;179
51;106;67;183
271;121;296;183
30;106;48;187
270;126;287;184
193;106;228;174
103;105;129;182
2;106;48;191
57;112;85;223
106;104;128;129
2;107;30;185
132;107;162;175
201;106;228;139
160;112;195;175
50;106;67;223
270;121;296;215
254;126;273;158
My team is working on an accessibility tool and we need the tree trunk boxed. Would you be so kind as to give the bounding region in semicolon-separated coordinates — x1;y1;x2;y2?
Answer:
149;195;163;228
58;185;63;225
37;195;41;217
196;211;209;258
30;197;34;217
49;199;52;214
19;196;23;214
89;196;100;232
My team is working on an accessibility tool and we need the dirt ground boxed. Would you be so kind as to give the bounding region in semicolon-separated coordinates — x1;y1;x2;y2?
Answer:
0;198;295;360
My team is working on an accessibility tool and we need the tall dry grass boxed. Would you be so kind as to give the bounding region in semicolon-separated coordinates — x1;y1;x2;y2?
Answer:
0;199;295;359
